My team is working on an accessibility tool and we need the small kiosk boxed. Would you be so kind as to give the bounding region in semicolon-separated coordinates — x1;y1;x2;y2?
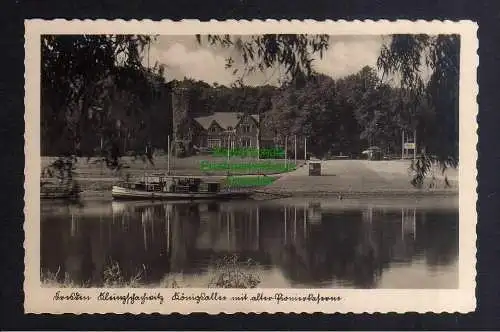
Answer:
309;161;321;176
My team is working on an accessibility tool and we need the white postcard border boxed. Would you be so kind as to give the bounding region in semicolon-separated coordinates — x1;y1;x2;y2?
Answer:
24;19;478;314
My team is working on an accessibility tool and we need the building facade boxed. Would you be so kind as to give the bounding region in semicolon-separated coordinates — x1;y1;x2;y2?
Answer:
193;112;262;149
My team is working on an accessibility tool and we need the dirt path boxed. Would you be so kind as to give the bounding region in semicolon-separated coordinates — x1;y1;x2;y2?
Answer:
261;159;458;195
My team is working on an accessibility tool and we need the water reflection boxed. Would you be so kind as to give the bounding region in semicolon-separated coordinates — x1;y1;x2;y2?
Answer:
41;199;458;288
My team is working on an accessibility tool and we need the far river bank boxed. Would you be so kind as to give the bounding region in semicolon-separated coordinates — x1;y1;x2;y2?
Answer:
42;157;458;201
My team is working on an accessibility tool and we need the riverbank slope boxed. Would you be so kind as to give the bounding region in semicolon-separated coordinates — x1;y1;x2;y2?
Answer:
257;159;458;198
42;157;458;200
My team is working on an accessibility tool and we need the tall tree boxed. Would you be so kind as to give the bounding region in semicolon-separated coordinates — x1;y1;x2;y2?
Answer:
377;34;460;186
41;34;165;181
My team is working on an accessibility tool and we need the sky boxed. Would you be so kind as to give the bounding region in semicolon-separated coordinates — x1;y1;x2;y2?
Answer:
145;35;391;87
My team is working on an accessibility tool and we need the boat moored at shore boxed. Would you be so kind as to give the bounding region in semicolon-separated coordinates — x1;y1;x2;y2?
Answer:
111;173;251;200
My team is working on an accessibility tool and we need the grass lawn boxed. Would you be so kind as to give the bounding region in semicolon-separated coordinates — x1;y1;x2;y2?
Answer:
42;155;303;179
222;175;278;188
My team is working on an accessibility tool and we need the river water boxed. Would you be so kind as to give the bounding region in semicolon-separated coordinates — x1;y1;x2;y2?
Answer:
41;197;458;288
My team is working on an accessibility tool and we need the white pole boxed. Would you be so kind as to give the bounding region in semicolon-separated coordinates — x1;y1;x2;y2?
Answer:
304;137;307;161
413;129;417;160
257;126;260;160
294;135;297;166
401;130;405;159
284;136;288;169
227;134;230;177
227;135;230;162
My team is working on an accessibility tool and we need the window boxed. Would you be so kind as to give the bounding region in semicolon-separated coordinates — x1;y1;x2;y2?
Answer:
242;138;251;147
241;125;250;133
208;139;221;148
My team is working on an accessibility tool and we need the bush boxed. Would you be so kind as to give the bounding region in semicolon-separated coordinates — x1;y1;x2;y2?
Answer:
102;259;145;287
208;254;260;288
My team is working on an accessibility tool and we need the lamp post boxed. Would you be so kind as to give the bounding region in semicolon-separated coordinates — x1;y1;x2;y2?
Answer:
304;137;307;161
294;135;297;166
401;130;405;159
284;136;288;169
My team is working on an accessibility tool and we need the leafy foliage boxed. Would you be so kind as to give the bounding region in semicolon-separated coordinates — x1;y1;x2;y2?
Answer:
102;259;145;287
208;254;261;288
378;34;460;185
41;35;167;181
197;34;330;84
262;67;419;159
172;78;276;117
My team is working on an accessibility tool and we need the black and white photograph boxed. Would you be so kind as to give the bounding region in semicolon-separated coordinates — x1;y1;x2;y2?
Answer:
24;20;477;314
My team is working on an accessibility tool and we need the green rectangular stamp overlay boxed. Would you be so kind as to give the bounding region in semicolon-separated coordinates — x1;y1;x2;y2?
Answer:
24;19;477;314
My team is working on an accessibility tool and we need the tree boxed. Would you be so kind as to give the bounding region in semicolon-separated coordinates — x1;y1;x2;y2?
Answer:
377;34;460;187
264;73;362;158
197;34;330;84
41;35;165;181
336;66;416;155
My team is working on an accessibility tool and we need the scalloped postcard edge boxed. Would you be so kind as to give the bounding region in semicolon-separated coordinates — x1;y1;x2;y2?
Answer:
24;19;478;314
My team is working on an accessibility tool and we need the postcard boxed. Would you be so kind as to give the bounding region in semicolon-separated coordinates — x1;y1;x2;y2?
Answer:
25;19;477;314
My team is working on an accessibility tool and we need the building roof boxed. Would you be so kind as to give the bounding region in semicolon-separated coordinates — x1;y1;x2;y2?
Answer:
193;112;259;130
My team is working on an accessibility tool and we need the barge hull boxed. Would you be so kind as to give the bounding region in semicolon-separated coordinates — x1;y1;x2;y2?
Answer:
111;186;250;200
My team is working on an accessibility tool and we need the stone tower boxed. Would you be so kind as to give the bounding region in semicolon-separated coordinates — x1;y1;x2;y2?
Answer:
171;84;192;156
171;85;190;141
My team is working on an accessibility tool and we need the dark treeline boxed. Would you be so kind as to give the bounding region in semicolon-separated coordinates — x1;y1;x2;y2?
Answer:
41;76;172;158
168;66;429;159
41;35;172;162
172;79;276;118
42;66;432;160
264;67;418;158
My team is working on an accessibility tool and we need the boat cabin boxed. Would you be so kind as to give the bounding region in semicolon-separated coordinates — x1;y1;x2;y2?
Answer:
119;174;221;194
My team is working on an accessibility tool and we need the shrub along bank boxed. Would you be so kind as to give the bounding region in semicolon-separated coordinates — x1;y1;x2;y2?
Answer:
223;175;277;188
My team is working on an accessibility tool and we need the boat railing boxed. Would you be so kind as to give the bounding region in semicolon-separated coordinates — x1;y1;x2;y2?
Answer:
174;185;190;193
116;181;135;189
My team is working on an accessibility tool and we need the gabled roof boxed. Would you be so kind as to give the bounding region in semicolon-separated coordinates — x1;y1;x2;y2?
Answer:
194;112;259;130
